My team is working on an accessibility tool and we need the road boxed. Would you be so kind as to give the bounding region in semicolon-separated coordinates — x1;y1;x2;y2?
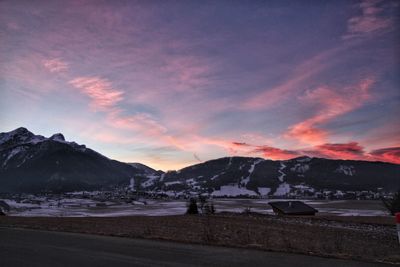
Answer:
0;228;390;267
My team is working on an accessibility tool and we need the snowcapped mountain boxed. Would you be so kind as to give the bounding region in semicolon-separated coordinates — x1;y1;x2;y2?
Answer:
0;127;155;193
1;127;399;195
137;156;400;196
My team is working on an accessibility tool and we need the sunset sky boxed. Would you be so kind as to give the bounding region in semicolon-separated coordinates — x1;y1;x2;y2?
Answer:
1;0;399;170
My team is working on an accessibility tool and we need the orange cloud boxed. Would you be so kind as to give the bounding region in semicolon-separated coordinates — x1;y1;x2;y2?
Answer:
286;78;374;145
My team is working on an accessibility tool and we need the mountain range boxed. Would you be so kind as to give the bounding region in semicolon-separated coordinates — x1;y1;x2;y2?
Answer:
0;127;399;194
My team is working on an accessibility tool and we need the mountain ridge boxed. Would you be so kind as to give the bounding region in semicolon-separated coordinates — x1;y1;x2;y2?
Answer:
0;127;153;193
1;127;399;194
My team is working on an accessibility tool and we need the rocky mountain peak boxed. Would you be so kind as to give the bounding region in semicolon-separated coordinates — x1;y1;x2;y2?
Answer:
49;133;65;142
0;127;36;146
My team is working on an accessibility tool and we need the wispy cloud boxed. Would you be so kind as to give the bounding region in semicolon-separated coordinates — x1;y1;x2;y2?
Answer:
241;48;340;110
107;111;168;137
161;55;212;92
343;0;395;40
69;77;124;111
1;0;398;169
69;76;173;145
43;58;69;73
285;78;374;145
234;140;400;164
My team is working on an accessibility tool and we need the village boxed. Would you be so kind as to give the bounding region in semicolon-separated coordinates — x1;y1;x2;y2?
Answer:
0;186;393;218
0;187;392;205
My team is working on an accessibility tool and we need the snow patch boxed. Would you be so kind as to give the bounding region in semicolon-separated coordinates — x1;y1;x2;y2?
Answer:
241;158;263;186
212;185;258;197
226;157;233;169
278;162;286;182
211;174;219;180
129;178;135;190
141;175;159;188
165;181;182;186
159;173;166;182
290;163;309;173
258;187;271;196
273;182;291;196
2;146;26;167
336;165;355;176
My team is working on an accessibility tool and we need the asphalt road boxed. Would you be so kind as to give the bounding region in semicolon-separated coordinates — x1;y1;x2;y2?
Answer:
0;228;391;267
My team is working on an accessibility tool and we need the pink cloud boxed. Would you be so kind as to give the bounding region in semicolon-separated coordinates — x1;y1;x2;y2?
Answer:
314;142;366;159
232;142;251;147
231;140;400;165
251;145;300;160
161;55;212;92
307;142;400;164
69;77;178;147
369;147;400;164
107;110;168;137
43;58;69;73
229;142;299;160
6;21;20;30
69;76;124;111
285;78;374;145
343;0;394;40
241;47;343;110
0;53;69;100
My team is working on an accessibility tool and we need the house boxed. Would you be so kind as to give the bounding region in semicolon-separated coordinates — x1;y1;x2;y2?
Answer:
269;201;318;215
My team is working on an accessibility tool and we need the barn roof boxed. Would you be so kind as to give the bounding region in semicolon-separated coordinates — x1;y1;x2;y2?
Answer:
268;201;318;215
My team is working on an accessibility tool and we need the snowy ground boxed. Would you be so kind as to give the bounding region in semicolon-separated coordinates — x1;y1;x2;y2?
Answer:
0;197;389;217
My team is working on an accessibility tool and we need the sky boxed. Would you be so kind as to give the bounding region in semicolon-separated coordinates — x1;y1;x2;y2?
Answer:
0;0;399;170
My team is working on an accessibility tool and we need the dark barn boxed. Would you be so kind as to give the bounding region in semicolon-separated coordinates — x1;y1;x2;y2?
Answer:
269;201;318;216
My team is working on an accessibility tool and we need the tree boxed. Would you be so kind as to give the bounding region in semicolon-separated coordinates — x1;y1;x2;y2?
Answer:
209;202;216;214
197;195;216;215
382;190;400;215
186;198;199;214
198;195;207;213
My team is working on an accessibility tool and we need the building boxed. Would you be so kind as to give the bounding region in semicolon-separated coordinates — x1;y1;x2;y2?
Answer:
269;201;318;215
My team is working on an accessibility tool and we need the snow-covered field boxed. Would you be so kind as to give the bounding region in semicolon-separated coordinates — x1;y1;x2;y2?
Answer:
0;197;389;217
